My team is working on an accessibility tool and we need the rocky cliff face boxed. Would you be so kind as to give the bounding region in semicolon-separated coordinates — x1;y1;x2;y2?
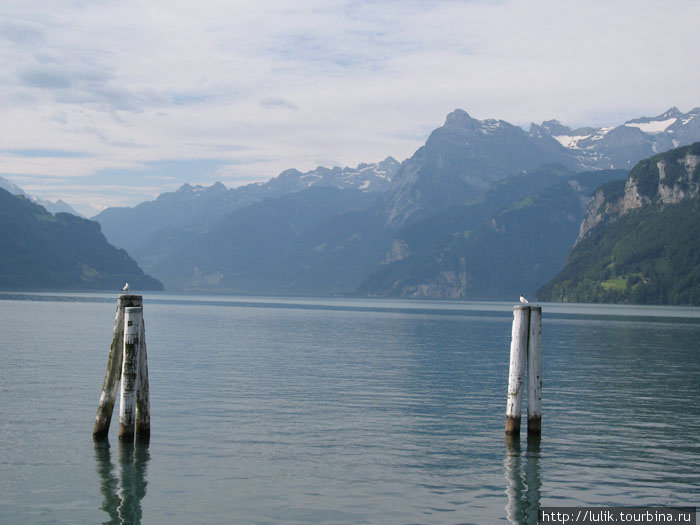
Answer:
382;239;410;264
577;143;700;242
655;153;700;203
401;258;469;299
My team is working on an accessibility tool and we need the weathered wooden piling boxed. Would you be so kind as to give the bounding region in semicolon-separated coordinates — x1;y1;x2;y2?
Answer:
135;319;150;441
93;294;143;439
506;304;542;435
505;305;529;434
119;306;142;441
527;307;542;435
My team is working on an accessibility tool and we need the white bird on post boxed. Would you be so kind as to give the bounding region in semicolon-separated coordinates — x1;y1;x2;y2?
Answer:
519;294;528;304
122;282;129;292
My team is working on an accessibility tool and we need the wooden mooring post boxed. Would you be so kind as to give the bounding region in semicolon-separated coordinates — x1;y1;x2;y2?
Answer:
526;307;542;435
93;294;150;442
505;305;542;436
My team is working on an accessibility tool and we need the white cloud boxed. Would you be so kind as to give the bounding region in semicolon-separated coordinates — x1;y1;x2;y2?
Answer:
260;97;300;110
0;0;699;212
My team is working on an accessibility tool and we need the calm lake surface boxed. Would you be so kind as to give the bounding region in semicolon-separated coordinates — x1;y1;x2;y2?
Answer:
1;292;698;524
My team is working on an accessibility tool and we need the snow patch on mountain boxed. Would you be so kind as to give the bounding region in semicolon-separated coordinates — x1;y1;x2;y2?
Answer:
625;117;677;133
287;157;400;193
480;120;504;135
553;134;590;149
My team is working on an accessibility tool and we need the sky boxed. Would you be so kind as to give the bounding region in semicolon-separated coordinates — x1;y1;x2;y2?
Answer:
1;0;699;217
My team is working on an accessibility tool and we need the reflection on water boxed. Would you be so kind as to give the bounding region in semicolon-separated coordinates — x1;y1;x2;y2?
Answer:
94;440;150;525
505;435;541;525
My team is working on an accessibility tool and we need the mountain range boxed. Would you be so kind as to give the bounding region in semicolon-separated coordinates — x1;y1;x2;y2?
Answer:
95;157;399;257
88;106;700;300
4;105;700;300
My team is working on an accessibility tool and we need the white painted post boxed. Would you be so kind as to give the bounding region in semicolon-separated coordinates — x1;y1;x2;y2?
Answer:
135;319;150;441
94;294;142;439
506;305;529;434
119;306;142;441
527;307;542;435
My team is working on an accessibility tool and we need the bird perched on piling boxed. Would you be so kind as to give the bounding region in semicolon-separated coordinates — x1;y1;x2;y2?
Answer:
122;282;129;292
519;294;528;304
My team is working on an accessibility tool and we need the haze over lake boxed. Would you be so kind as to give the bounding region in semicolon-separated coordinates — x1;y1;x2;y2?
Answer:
1;293;699;524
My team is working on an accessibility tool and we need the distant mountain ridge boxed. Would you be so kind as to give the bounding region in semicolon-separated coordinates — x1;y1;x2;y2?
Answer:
270;156;398;194
538;142;700;304
94;157;399;256
0;175;83;217
142;187;382;293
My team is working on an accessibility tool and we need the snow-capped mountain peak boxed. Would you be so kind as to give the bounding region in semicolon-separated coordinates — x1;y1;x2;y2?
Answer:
532;107;700;170
0;176;83;217
267;157;400;193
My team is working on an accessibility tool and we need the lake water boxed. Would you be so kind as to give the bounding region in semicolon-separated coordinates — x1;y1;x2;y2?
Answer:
0;292;698;524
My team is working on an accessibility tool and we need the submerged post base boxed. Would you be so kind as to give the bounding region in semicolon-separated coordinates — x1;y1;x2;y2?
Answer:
93;428;109;441
505;415;521;435
118;428;135;441
135;428;150;443
527;416;541;435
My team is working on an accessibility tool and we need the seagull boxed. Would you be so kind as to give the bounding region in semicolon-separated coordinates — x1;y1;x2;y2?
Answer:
519;294;529;304
122;282;129;292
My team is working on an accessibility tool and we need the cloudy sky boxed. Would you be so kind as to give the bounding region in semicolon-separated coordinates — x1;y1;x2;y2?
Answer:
1;0;699;216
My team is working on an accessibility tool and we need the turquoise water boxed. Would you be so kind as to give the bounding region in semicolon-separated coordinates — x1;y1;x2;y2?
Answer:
0;293;699;524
